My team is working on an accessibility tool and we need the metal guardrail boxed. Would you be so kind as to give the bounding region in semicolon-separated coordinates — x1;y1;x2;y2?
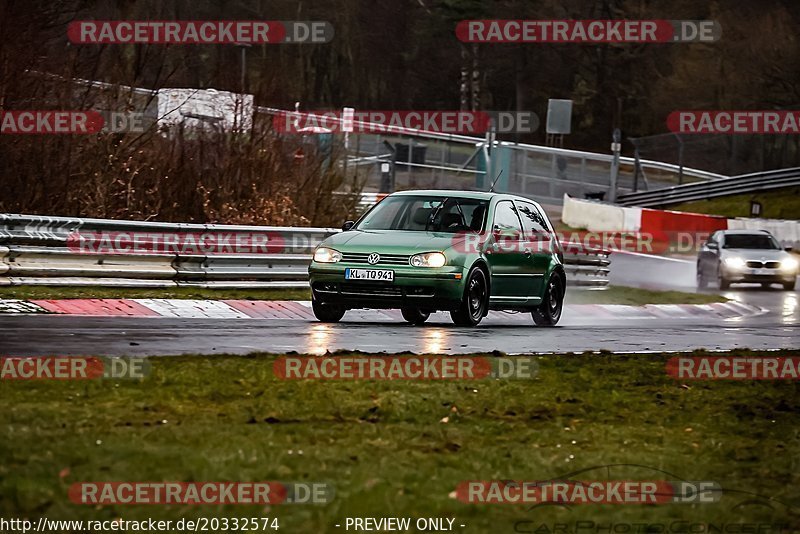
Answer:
617;167;800;208
0;214;610;289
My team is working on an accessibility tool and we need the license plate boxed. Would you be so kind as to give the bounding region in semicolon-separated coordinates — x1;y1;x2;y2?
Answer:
345;268;394;281
751;268;770;275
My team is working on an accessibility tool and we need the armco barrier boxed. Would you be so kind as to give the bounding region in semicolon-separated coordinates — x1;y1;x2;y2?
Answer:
618;167;800;208
562;246;611;288
0;246;9;277
0;213;611;289
0;214;334;252
3;247;176;279
174;254;312;282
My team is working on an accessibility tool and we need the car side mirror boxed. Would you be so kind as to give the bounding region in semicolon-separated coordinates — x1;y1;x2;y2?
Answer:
707;242;718;250
342;220;354;232
785;246;794;252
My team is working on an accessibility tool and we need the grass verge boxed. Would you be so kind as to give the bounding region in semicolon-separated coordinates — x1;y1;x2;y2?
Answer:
567;285;728;305
669;186;800;220
1;350;797;531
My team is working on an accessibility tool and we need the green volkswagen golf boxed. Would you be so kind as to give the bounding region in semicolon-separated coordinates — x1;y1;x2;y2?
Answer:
308;190;566;326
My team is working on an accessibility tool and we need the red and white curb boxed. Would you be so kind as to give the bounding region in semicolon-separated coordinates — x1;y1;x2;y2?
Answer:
0;298;765;321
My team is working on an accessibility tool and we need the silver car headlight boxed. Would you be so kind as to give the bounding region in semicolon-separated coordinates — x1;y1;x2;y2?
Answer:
410;252;446;268
313;247;342;263
723;257;746;270
780;257;799;272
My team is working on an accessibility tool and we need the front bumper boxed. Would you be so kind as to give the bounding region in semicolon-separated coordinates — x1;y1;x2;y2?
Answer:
309;262;467;309
721;266;797;284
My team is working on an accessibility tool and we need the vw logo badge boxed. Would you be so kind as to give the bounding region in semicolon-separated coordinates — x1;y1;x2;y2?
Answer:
367;253;380;265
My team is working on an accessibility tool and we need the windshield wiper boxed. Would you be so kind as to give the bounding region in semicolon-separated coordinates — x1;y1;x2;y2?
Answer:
453;200;475;233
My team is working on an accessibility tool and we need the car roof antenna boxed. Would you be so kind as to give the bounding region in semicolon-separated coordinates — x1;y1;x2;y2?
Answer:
488;170;503;193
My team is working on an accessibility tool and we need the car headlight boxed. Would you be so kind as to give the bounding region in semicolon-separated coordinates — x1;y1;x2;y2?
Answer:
410;252;446;268
781;257;799;272
313;247;342;263
723;257;746;269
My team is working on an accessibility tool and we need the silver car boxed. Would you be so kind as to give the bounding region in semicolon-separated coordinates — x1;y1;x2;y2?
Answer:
697;230;798;290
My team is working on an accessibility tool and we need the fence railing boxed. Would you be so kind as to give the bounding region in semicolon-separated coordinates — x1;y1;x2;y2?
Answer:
0;214;610;289
617;167;800;208
257;107;720;205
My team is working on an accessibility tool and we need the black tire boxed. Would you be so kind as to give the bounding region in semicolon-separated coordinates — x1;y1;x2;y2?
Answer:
783;281;796;291
717;264;730;290
532;275;564;326
450;267;488;327
401;307;430;325
696;264;708;289
312;299;345;323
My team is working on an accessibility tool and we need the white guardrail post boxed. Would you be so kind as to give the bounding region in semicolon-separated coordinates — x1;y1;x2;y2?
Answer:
0;213;610;289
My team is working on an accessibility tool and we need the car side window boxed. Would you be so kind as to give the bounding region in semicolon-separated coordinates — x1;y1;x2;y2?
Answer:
517;201;548;240
493;201;523;238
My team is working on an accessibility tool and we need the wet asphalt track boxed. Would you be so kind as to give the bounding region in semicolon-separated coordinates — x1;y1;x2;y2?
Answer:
0;252;797;356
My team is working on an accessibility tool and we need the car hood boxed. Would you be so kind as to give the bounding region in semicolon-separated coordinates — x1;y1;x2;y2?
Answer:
322;230;474;254
721;248;789;261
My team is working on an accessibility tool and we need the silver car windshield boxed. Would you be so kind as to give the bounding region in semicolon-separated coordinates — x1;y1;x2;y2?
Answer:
355;196;488;233
723;234;780;249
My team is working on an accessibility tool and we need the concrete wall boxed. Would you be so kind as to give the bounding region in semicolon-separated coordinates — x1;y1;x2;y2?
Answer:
562;194;800;248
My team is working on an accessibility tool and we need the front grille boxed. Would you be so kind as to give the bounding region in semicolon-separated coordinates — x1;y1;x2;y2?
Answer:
313;282;435;298
340;283;403;297
746;260;780;269
340;252;410;265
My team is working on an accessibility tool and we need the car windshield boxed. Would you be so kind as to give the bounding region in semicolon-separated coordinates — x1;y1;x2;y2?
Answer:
723;234;780;250
355;196;488;233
